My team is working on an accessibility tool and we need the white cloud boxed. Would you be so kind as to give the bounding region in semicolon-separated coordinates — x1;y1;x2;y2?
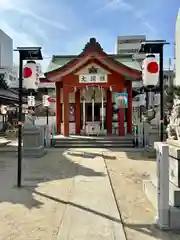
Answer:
0;20;49;72
0;0;69;72
0;0;13;10
100;0;132;12
21;20;49;42
0;21;38;47
100;0;158;38
142;22;157;35
0;0;67;30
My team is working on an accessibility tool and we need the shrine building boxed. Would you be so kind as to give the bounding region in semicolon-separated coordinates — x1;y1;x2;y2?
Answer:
45;38;141;137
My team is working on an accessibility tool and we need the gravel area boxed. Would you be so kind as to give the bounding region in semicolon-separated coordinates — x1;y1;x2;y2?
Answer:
104;150;180;240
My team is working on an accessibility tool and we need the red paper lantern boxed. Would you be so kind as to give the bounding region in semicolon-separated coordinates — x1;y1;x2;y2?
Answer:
147;62;159;73
24;67;32;78
142;56;159;86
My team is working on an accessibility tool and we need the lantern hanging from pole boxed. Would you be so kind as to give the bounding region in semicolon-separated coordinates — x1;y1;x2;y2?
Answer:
23;60;40;90
142;54;159;87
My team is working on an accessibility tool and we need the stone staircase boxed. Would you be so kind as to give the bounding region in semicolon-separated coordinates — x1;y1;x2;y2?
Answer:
51;135;134;148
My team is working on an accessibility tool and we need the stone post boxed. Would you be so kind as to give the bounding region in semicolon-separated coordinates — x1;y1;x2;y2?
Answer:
154;142;170;230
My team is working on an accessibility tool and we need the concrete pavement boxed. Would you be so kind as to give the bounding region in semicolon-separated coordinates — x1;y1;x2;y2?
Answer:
57;148;126;240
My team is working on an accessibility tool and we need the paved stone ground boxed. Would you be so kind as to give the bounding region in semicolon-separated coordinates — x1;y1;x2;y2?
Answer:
0;149;126;240
57;148;126;240
104;149;180;240
0;148;180;240
0;150;75;240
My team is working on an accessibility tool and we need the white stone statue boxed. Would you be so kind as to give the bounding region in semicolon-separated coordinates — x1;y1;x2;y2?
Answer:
167;98;180;140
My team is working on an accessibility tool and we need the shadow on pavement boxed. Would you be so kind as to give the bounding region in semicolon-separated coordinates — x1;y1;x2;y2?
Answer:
67;150;116;160
26;188;121;224
0;150;105;209
108;149;156;162
124;222;180;240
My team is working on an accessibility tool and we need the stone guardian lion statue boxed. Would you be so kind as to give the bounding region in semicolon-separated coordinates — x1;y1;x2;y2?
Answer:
167;98;180;140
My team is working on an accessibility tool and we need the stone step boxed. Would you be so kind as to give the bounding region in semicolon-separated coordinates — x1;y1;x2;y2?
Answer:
54;143;134;148
52;137;133;141
52;139;133;144
52;137;134;148
52;134;134;148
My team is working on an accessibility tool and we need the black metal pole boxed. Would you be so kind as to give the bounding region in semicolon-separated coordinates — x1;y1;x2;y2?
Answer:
159;46;164;142
146;90;149;109
17;52;23;188
46;107;49;125
45;88;49;125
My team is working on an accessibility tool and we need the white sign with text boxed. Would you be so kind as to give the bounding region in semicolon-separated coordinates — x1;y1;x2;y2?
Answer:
79;74;107;83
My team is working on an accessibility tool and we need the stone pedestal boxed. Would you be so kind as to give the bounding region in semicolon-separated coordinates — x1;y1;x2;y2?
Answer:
23;126;46;158
167;139;180;230
167;139;180;188
166;139;180;207
143;141;180;230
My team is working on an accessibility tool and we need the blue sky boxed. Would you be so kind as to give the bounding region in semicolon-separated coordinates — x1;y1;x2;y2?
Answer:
0;0;179;71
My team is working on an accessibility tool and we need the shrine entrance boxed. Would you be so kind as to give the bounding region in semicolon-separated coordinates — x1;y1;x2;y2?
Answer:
45;38;141;137
80;86;106;136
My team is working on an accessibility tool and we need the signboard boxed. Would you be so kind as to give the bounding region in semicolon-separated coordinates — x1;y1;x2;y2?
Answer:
27;96;35;107
0;105;7;114
42;95;51;107
115;92;128;108
79;74;107;83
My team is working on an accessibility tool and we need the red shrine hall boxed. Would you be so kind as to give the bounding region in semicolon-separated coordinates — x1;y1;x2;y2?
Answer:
45;38;141;137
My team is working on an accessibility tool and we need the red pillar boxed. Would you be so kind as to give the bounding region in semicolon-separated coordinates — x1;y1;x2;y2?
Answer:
63;86;69;136
75;89;81;135
118;85;125;136
56;82;61;134
106;88;112;134
127;81;132;134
